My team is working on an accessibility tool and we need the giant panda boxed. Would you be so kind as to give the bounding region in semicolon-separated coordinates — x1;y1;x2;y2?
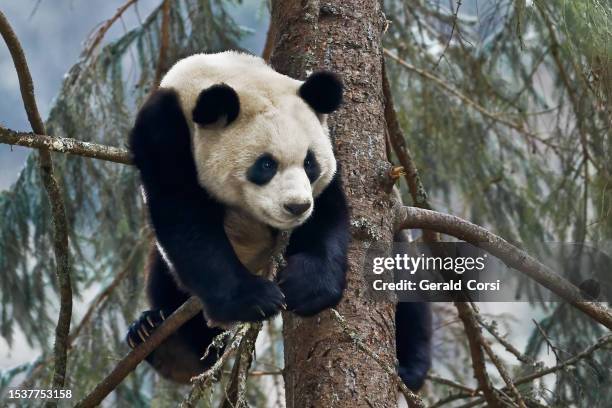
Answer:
125;51;431;389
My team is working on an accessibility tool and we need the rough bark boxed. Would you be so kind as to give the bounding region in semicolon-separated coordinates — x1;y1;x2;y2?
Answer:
269;1;398;407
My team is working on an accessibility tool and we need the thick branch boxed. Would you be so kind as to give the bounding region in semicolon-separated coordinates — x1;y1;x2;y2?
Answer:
75;297;203;408
396;206;612;329
0;11;73;400
0;126;131;165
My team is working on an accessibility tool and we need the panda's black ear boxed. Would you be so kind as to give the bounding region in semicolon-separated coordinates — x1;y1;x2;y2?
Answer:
192;83;240;127
299;71;343;114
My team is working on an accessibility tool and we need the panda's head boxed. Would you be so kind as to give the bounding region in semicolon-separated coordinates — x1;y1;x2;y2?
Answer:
162;54;343;230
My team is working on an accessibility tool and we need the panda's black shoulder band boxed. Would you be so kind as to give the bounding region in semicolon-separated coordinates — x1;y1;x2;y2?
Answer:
299;71;343;114
192;83;240;126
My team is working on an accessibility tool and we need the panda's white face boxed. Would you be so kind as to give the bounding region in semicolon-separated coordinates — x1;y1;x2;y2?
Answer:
160;52;341;230
193;95;336;230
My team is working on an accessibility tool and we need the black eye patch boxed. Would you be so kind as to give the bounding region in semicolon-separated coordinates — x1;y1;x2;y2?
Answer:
304;150;321;183
247;153;278;185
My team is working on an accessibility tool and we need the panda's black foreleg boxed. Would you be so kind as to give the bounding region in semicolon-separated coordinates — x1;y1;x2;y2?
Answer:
278;173;350;316
129;89;285;324
396;302;432;391
126;249;225;383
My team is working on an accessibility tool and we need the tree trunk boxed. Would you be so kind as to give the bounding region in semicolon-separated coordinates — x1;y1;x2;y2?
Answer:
269;1;398;407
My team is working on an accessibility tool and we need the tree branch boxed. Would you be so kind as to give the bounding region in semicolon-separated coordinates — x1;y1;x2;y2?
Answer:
218;323;261;408
383;66;503;405
0;11;73;402
454;333;612;408
0;125;131;165
82;0;139;60
17;243;140;389
75;296;203;408
455;303;504;407
395;205;612;329
475;313;535;366
432;0;462;70
479;326;527;408
150;0;170;90
382;62;438;242
180;323;254;408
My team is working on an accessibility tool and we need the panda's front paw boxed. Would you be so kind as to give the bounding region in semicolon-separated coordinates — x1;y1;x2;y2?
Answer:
126;309;167;349
278;255;345;316
203;276;285;324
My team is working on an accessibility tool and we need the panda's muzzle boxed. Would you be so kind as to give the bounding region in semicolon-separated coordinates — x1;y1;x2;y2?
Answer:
283;202;311;216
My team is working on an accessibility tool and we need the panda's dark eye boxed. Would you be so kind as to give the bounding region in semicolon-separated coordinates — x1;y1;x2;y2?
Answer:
247;153;278;185
304;150;321;183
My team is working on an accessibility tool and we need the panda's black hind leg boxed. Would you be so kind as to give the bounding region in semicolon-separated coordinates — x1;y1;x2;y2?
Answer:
396;302;432;391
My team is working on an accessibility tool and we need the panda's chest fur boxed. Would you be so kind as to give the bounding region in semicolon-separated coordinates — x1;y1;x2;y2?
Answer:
223;209;283;275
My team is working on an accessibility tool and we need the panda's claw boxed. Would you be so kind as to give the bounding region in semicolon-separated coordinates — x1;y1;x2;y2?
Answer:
127;335;136;349
137;328;147;342
125;309;168;350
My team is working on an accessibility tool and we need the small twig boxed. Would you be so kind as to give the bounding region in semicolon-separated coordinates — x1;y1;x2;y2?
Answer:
432;0;462;70
75;297;203;408
429;391;477;408
475;314;534;366
82;0;139;60
395;205;612;330
452;334;612;408
480;335;527;408
426;373;475;394
0;11;73;403
331;309;425;408
0;126;131;165
180;323;252;408
70;242;143;341
532;319;563;362
513;333;612;386
219;324;262;408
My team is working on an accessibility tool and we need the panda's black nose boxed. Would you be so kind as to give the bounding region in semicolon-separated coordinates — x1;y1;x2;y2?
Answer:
284;202;311;216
